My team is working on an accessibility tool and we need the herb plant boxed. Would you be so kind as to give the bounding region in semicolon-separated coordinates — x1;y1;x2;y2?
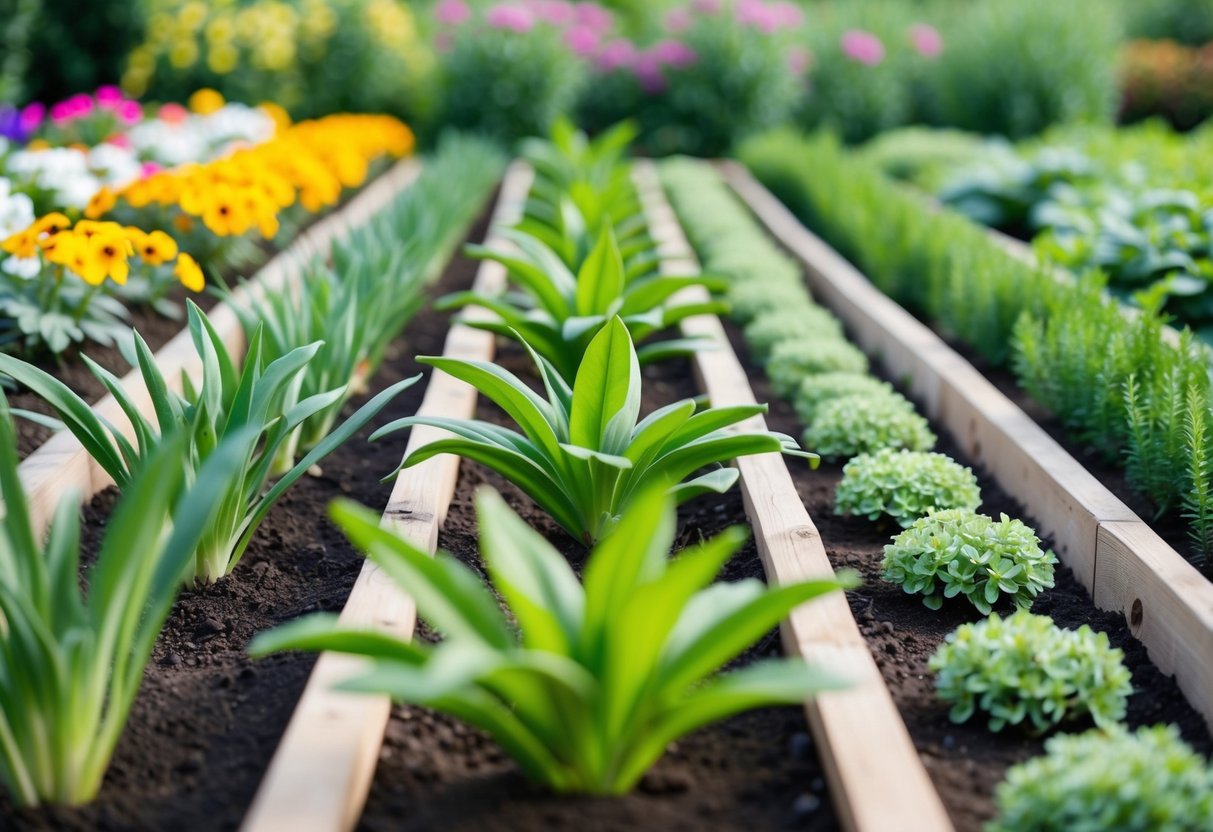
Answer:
0;301;417;583
804;392;936;461
0;393;244;806
766;339;870;399
743;308;844;361
882;509;1057;613
835;448;981;528
990;725;1213;832
251;486;852;795
794;373;895;424
373;317;813;545
930;610;1132;732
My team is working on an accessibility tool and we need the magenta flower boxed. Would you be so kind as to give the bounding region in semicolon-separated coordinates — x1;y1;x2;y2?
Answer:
909;23;943;58
20;102;45;132
841;30;885;66
141;161;164;178
49;102;73;125
596;39;636;71
665;8;692;33
786;45;812;76
118;100;143;124
485;3;535;32
633;53;667;94
565;25;600;56
434;0;470;26
651;39;698;69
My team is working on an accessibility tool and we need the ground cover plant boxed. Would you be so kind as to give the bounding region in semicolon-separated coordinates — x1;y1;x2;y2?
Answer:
0;302;417;583
834;448;981;529
251;486;851;795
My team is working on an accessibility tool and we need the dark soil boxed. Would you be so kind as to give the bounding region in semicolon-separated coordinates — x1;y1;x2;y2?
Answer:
358;343;842;832
0;196;493;832
722;317;1213;832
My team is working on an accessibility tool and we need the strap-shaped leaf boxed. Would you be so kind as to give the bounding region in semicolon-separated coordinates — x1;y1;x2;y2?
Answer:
248;614;428;664
576;224;625;317
569;317;640;454
668;468;740;504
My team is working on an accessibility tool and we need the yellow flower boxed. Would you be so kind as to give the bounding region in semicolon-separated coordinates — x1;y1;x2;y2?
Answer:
257;101;291;134
133;229;179;265
2;229;37;258
84;187;117;220
188;87;225;115
39;231;73;265
175;253;205;292
87;231;134;285
74;220;125;240
202;185;252;236
33;213;72;236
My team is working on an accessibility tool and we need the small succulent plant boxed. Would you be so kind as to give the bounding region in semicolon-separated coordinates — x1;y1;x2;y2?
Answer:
743;308;844;360
930;609;1132;732
882;509;1057;613
727;279;813;324
794;372;895;424
835;448;981;528
766;339;871;398
990;725;1213;832
804;392;936;461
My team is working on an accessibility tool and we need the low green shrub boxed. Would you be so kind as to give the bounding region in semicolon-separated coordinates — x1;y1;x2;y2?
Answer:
834;448;980;528
882;509;1056;613
794;372;894;424
766;339;870;399
990;725;1213;832
744;308;844;361
727;279;813;325
804;392;935;461
930;610;1132;733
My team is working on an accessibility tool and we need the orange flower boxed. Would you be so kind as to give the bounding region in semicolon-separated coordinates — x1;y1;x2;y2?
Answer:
175;253;205;292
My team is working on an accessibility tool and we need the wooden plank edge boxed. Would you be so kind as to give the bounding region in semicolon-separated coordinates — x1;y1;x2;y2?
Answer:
239;161;534;832
14;158;423;535
635;160;954;832
720;161;1213;731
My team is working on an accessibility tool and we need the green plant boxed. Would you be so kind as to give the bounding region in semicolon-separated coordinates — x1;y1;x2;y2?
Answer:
929;610;1132;733
743;308;844;361
251;486;853;795
0;392;244;806
882;509;1057;613
835;448;981;528
794;372;894;424
726;278;812;325
990;725;1213;832
0;301;417;583
765;338;870;399
373;317;813;545
1185;387;1213;564
804;392;936;461
442;223;724;382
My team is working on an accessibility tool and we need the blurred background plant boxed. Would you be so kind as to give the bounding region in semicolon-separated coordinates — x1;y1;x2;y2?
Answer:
1120;40;1213;130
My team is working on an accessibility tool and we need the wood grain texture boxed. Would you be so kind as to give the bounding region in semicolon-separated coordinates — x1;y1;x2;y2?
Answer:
635;161;954;832
13;159;423;534
240;162;533;832
721;160;1213;731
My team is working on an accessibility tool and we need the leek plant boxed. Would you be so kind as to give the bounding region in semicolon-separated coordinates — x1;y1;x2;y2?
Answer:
374;317;813;545
0;302;418;583
252;486;852;795
0;393;246;807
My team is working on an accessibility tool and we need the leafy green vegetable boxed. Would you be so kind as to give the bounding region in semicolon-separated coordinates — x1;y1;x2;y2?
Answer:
373;317;813;545
0;301;418;583
766;339;870;399
804;392;936;461
793;372;896;424
930;610;1132;732
0;391;245;806
882;509;1056;613
251;486;853;795
835;448;981;528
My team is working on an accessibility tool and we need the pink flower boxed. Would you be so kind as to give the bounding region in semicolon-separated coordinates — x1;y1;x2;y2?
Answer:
118;100;143;124
665;8;692;32
573;3;613;33
787;45;812;76
532;0;574;26
485;3;534;32
736;0;780;33
141;161;164;178
565;25;600;56
66;93;94;117
772;2;804;29
158;102;188;123
20;102;44;131
692;0;721;13
651;39;697;69
596;39;636;71
49;102;73;125
909;23;943;58
841;29;885;66
106;133;132;149
633;52;666;94
434;0;470;26
95;85;124;105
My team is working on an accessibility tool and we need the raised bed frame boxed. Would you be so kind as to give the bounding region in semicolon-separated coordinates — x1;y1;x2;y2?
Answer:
242;160;954;832
721;161;1213;733
14;158;422;534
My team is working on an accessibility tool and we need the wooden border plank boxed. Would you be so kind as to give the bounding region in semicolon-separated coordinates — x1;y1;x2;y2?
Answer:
240;161;533;832
14;159;422;534
721;160;1213;731
634;161;954;832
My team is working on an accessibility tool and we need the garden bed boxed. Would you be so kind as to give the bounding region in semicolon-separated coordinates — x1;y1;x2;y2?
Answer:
0;190;494;832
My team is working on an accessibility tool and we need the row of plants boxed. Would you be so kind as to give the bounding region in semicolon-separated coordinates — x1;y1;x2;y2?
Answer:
0;134;503;806
1;92;413;356
245;121;860;798
740;129;1213;570
660;156;1213;830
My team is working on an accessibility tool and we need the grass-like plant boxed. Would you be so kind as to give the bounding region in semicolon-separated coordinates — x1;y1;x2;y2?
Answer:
834;448;982;528
0;301;417;583
251;486;852;795
373;317;813;545
0;393;245;806
882;509;1057;613
990;725;1213;832
443;224;724;381
930;610;1132;733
